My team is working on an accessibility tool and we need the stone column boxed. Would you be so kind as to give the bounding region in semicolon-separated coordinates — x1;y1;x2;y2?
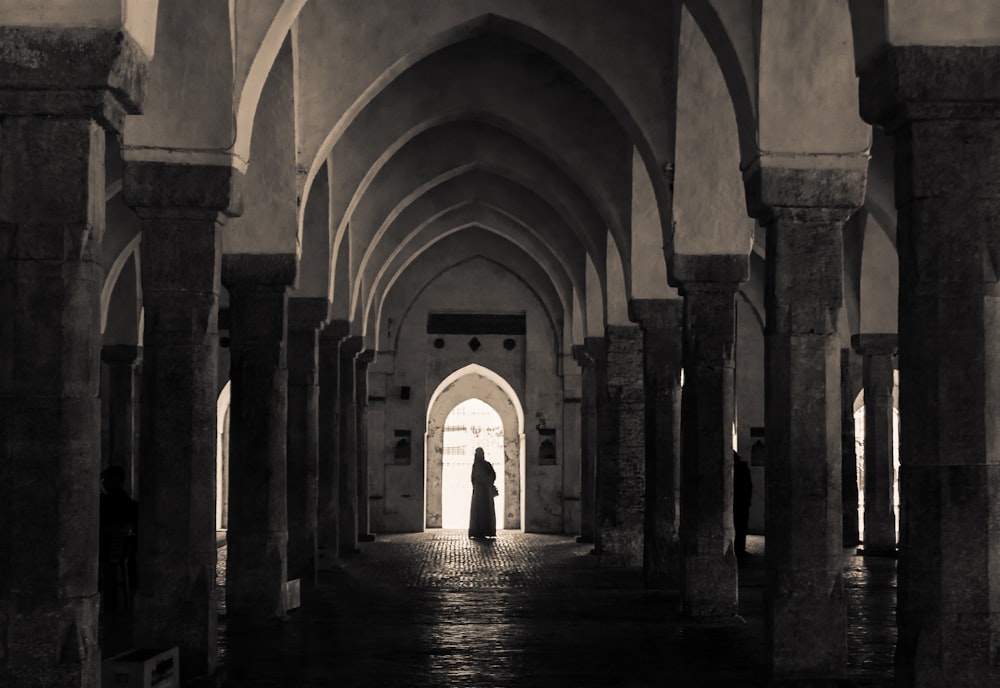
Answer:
861;46;1000;686
286;297;328;587
584;337;608;552
629;299;683;588
339;336;364;556
748;162;865;682
852;334;897;555
102;345;142;487
356;350;376;542
672;254;747;618
597;325;645;567
222;255;295;620
571;344;597;544
316;321;348;570
0;27;144;687
127;161;239;680
841;348;860;547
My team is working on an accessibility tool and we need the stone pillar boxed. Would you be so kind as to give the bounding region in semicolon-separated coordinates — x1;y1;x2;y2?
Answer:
672;254;746;618
286;297;328;587
102;345;141;488
222;255;295;620
597;325;645;567
629;299;683;588
852;334;897;555
316;321;348;570
841;348;860;547
339;336;364;556
748;162;865;682
571;344;597;544
0;27;145;687
356;350;376;542
126;162;237;679
584;337;608;552
861;46;1000;686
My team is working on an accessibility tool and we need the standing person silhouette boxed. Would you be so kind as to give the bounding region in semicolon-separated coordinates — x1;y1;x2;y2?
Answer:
468;447;497;539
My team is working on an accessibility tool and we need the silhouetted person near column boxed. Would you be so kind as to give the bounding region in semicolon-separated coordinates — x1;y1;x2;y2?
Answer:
468;447;497;539
733;451;752;559
100;466;139;609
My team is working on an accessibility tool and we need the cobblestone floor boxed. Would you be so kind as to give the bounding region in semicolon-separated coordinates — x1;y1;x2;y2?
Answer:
213;532;895;688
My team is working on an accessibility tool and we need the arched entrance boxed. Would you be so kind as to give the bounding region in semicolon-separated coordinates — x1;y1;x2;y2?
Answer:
441;399;505;529
426;364;525;530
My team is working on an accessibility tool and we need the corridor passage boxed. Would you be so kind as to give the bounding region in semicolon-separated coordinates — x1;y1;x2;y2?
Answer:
217;532;895;688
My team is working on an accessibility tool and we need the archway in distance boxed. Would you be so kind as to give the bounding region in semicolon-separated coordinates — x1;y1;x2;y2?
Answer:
425;364;525;530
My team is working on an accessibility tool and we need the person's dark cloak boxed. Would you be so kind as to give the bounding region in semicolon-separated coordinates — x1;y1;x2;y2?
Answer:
469;456;497;538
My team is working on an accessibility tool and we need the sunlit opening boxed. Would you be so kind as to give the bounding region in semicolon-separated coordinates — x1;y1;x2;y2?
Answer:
855;405;901;542
441;399;504;529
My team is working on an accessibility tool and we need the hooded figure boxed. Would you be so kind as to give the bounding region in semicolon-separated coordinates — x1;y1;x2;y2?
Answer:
468;447;497;539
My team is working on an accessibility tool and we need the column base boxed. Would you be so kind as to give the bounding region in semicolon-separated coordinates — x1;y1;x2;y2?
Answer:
358;533;376;543
855;545;896;558
575;535;594;544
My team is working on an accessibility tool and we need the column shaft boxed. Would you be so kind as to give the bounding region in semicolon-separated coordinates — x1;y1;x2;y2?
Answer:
223;256;294;620
861;47;1000;685
853;335;897;555
677;280;740;617
764;209;848;678
585;337;608;552
0;115;107;688
102;346;141;488
338;336;363;555
631;299;683;588
133;211;221;678
286;297;327;586
571;345;596;544
356;352;375;542
597;325;645;567
317;321;348;569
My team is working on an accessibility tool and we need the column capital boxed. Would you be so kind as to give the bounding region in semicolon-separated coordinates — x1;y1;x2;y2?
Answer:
288;297;330;330
851;333;898;357
743;157;866;225
339;335;364;359
222;254;297;289
101;344;142;366
356;350;376;366
668;253;748;293
123;162;244;219
628;298;683;331
571;344;593;369
860;46;1000;131
320;319;350;344
0;27;146;130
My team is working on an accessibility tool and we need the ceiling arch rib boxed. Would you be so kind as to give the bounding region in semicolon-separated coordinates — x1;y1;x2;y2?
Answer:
377;230;565;359
368;224;571;354
315;34;631;280
345;121;602;278
362;205;576;346
348;167;594;324
294;7;673;248
359;190;585;310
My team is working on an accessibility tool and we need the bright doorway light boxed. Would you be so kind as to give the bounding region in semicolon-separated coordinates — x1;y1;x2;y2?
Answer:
441;398;504;529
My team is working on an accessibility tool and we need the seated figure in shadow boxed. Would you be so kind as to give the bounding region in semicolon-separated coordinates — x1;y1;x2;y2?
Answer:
468;447;497;539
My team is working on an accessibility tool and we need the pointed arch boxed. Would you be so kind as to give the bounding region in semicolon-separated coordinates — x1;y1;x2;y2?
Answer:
425;364;525;530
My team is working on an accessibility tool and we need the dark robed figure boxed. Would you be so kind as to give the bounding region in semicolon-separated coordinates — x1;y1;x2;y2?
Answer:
469;447;497;538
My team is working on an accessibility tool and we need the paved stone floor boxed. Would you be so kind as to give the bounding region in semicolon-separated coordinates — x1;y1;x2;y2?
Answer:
103;531;896;687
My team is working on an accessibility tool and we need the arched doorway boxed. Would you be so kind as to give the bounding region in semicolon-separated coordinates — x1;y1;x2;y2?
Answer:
426;364;525;530
441;399;505;529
